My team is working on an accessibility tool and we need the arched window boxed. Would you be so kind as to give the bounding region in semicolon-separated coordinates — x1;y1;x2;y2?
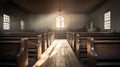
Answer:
56;16;64;28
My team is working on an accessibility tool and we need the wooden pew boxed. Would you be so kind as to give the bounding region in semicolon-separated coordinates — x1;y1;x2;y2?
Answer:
0;32;55;60
0;32;41;67
74;32;120;51
87;38;120;67
0;32;40;37
76;36;120;59
69;32;120;62
0;38;28;67
36;32;55;60
67;32;75;50
37;35;42;60
67;32;74;47
47;32;55;48
41;33;48;53
0;35;39;58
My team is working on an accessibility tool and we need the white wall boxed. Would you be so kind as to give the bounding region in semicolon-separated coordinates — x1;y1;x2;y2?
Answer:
25;12;88;32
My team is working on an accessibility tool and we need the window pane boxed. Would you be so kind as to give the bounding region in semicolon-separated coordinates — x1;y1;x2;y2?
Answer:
21;20;24;30
3;23;10;30
3;14;10;30
56;16;64;28
61;21;64;28
56;21;60;28
104;11;111;29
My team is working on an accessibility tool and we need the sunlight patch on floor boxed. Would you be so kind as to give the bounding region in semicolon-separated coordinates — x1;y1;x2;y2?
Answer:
50;40;63;57
33;39;67;67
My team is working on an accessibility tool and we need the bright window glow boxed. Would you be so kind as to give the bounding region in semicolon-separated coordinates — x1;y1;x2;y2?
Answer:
20;20;24;30
56;16;64;28
3;14;10;30
104;11;111;29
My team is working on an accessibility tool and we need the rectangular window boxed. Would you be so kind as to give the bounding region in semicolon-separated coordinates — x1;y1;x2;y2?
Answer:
104;11;111;29
20;20;24;30
3;14;10;30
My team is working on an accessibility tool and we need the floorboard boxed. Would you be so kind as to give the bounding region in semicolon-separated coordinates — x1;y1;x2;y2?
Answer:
33;39;86;67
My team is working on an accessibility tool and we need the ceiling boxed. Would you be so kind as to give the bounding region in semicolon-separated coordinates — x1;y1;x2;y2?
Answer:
2;0;108;14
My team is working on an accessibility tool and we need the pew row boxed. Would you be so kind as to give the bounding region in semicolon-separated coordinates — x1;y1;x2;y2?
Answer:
67;32;120;62
75;35;120;61
0;32;55;60
69;32;120;52
0;35;40;60
87;38;120;67
0;32;55;67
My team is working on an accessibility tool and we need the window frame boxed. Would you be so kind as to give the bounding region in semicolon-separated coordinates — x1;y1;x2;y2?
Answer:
56;16;64;28
20;20;24;30
3;14;10;30
104;10;111;30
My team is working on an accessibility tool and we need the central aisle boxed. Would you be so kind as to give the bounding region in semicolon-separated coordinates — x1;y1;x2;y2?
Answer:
34;39;84;67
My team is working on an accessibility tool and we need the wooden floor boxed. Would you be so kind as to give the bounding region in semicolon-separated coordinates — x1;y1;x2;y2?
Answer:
33;39;86;67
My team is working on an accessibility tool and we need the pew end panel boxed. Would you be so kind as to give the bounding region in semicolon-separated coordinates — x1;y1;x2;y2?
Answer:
17;38;28;67
0;38;28;67
87;38;97;67
37;35;42;60
75;34;81;59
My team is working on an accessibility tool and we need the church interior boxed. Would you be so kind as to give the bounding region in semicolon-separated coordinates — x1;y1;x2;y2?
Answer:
0;0;120;67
